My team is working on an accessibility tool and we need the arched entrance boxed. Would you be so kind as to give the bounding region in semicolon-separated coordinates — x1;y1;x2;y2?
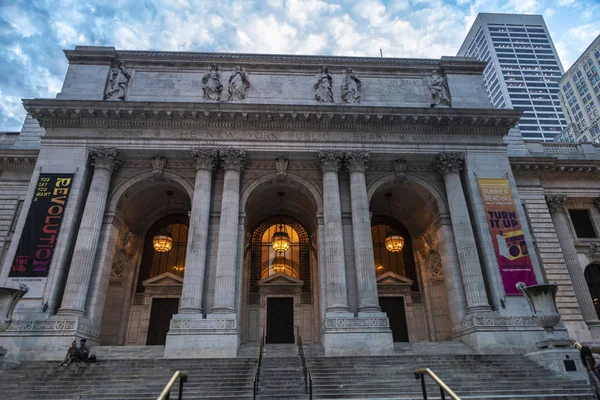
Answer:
241;176;321;344
98;178;191;346
585;263;600;319
369;176;455;342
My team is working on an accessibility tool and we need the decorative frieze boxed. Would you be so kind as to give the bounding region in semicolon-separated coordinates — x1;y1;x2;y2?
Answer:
453;315;538;335
324;317;389;331
169;318;237;331
3;319;100;338
0;156;37;170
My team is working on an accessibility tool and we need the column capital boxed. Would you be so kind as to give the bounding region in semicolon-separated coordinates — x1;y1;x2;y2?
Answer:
545;194;567;213
219;147;246;171
594;197;600;212
317;150;344;172
190;147;219;171
345;151;370;173
434;152;465;176
88;147;121;171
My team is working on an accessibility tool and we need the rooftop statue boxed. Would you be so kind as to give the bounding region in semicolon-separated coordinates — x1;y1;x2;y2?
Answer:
202;64;223;101
341;68;361;104
104;61;131;100
228;65;250;101
314;67;334;103
427;69;452;108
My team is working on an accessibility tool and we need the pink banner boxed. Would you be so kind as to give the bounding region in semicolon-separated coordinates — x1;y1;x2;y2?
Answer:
478;178;537;295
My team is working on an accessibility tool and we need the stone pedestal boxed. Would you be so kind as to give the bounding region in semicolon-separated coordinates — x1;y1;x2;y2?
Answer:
525;348;587;381
321;313;394;357
164;315;239;358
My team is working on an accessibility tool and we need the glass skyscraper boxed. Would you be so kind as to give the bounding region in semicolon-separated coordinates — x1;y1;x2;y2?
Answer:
457;13;566;141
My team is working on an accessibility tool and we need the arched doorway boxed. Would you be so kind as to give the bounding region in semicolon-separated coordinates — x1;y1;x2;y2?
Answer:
371;215;416;342
241;178;321;345
98;180;191;346
585;264;600;319
369;177;455;343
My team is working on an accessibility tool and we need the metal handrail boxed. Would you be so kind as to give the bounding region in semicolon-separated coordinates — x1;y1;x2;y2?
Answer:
414;368;460;400
253;330;265;400
157;371;188;400
297;327;313;399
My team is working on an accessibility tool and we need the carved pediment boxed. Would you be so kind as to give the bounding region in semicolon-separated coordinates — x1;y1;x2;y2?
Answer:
376;271;413;286
258;273;304;287
142;272;183;287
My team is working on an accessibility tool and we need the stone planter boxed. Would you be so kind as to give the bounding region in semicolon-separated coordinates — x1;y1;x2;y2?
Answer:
0;284;28;332
516;282;561;330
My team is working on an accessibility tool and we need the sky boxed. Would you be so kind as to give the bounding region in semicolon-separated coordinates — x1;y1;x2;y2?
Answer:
1;0;599;132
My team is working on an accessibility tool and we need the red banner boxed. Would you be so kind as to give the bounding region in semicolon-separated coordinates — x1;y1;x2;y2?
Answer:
478;178;537;295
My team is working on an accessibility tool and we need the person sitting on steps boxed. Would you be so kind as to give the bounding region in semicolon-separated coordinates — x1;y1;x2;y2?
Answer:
58;340;80;367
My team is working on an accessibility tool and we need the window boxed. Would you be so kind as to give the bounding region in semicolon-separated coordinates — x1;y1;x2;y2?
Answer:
260;224;301;279
569;209;597;238
371;216;417;290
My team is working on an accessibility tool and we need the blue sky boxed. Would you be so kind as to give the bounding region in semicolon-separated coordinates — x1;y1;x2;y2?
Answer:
1;0;599;132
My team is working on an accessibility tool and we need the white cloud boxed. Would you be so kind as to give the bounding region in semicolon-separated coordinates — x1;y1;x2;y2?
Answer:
505;0;538;14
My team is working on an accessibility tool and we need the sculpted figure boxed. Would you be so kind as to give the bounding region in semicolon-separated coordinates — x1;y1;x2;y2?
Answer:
228;65;250;101
427;69;451;107
314;67;334;103
104;61;131;100
202;64;223;101
341;68;361;104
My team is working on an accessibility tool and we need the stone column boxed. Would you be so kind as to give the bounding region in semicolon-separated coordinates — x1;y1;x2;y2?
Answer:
546;194;600;335
211;148;246;314
434;153;491;314
178;148;219;314
58;147;120;315
317;151;350;314
345;151;380;314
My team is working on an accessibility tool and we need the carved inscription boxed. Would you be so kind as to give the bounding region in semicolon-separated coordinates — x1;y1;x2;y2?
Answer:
76;129;470;144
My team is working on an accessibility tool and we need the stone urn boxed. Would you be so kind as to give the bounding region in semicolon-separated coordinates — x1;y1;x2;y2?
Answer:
516;282;561;331
0;284;28;332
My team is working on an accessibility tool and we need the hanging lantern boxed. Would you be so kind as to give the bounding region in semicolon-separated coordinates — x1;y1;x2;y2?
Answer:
270;192;290;253
385;234;404;252
384;192;404;253
153;234;173;252
271;225;291;253
153;190;174;253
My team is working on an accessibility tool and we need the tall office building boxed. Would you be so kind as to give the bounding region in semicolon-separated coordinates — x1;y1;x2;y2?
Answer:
458;13;566;141
558;34;600;143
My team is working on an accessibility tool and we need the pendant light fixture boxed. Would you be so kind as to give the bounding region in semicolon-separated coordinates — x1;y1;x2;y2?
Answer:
270;192;291;253
153;190;174;253
384;192;404;253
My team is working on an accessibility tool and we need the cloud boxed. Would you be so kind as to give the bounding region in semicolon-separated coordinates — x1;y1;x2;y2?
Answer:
0;0;593;131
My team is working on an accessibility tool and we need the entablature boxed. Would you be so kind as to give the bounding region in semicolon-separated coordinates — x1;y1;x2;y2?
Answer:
24;99;521;136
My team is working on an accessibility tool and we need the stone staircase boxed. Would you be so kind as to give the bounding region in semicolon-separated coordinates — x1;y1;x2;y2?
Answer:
0;343;596;399
307;351;595;399
0;357;257;400
257;344;307;400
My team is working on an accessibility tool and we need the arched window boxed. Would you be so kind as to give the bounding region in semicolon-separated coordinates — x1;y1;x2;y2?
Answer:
136;215;188;291
371;215;418;291
260;224;300;279
585;264;600;319
249;216;311;305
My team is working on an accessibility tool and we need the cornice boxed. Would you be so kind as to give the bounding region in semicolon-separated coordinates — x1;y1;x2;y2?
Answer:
510;156;600;179
23;99;521;135
64;48;485;73
0;150;39;170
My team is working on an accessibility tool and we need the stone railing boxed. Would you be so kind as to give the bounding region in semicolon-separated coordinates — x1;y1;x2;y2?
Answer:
542;143;580;153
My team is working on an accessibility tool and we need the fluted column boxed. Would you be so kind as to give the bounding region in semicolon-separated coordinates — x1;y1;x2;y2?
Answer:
546;194;600;332
317;151;349;314
179;148;219;314
434;153;491;313
345;151;380;313
59;147;120;315
211;148;246;314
